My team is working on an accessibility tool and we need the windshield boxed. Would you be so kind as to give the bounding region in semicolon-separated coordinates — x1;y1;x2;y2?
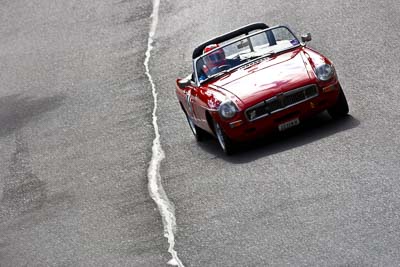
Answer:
194;26;300;84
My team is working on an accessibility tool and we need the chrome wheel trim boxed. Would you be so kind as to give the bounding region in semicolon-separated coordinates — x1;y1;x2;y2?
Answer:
214;122;226;151
187;116;197;136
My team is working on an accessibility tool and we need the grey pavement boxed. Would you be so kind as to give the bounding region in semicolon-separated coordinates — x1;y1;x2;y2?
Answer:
1;0;400;266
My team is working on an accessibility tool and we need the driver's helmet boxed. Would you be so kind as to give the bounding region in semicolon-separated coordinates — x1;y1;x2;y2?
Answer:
203;44;226;71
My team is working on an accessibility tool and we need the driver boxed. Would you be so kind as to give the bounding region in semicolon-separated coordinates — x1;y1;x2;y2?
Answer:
202;44;228;77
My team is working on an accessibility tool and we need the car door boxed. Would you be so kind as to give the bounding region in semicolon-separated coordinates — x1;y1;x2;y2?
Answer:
191;86;210;130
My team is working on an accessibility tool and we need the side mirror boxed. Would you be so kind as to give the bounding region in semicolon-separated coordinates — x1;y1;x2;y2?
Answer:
301;33;312;43
177;78;191;89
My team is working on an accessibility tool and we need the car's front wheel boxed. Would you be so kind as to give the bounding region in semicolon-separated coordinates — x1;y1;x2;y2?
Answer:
328;86;349;119
213;119;235;155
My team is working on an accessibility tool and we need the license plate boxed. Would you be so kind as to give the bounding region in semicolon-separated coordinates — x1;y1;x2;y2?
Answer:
278;118;300;131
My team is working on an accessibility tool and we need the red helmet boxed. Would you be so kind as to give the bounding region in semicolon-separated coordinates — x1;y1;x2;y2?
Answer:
203;44;226;68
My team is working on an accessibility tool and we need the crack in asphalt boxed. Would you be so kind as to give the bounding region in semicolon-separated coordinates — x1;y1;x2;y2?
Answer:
144;0;184;266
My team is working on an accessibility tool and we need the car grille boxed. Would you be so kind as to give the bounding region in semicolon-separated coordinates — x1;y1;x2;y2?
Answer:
245;84;319;121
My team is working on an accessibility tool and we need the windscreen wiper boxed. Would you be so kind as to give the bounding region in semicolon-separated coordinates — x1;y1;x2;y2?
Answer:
208;69;231;80
239;50;276;61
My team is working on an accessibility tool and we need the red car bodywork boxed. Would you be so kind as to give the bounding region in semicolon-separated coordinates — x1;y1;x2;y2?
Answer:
176;24;348;153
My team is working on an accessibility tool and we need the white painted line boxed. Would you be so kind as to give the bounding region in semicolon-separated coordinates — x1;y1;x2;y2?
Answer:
144;0;184;266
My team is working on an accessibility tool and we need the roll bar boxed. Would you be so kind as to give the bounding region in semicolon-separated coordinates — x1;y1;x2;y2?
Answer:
192;22;269;59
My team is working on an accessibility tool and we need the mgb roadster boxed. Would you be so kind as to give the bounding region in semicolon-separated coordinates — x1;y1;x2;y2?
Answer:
176;23;349;154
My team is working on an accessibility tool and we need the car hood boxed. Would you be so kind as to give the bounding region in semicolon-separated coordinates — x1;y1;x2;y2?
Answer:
211;49;312;106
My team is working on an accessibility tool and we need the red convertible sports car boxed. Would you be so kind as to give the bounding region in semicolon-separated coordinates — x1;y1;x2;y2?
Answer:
176;23;349;154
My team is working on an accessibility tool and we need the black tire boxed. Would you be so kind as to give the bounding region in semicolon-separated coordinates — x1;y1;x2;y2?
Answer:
328;86;349;119
185;111;207;142
213;119;235;155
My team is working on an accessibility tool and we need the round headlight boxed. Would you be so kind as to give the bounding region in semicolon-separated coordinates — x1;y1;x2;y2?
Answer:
315;64;334;81
218;101;237;119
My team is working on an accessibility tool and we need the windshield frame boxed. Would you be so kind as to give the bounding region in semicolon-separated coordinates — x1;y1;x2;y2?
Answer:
193;25;300;86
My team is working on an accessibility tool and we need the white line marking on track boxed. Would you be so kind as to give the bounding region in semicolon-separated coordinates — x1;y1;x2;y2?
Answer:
144;0;184;266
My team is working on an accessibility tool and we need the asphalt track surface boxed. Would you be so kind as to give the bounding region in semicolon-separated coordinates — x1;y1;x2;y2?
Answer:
1;0;400;266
